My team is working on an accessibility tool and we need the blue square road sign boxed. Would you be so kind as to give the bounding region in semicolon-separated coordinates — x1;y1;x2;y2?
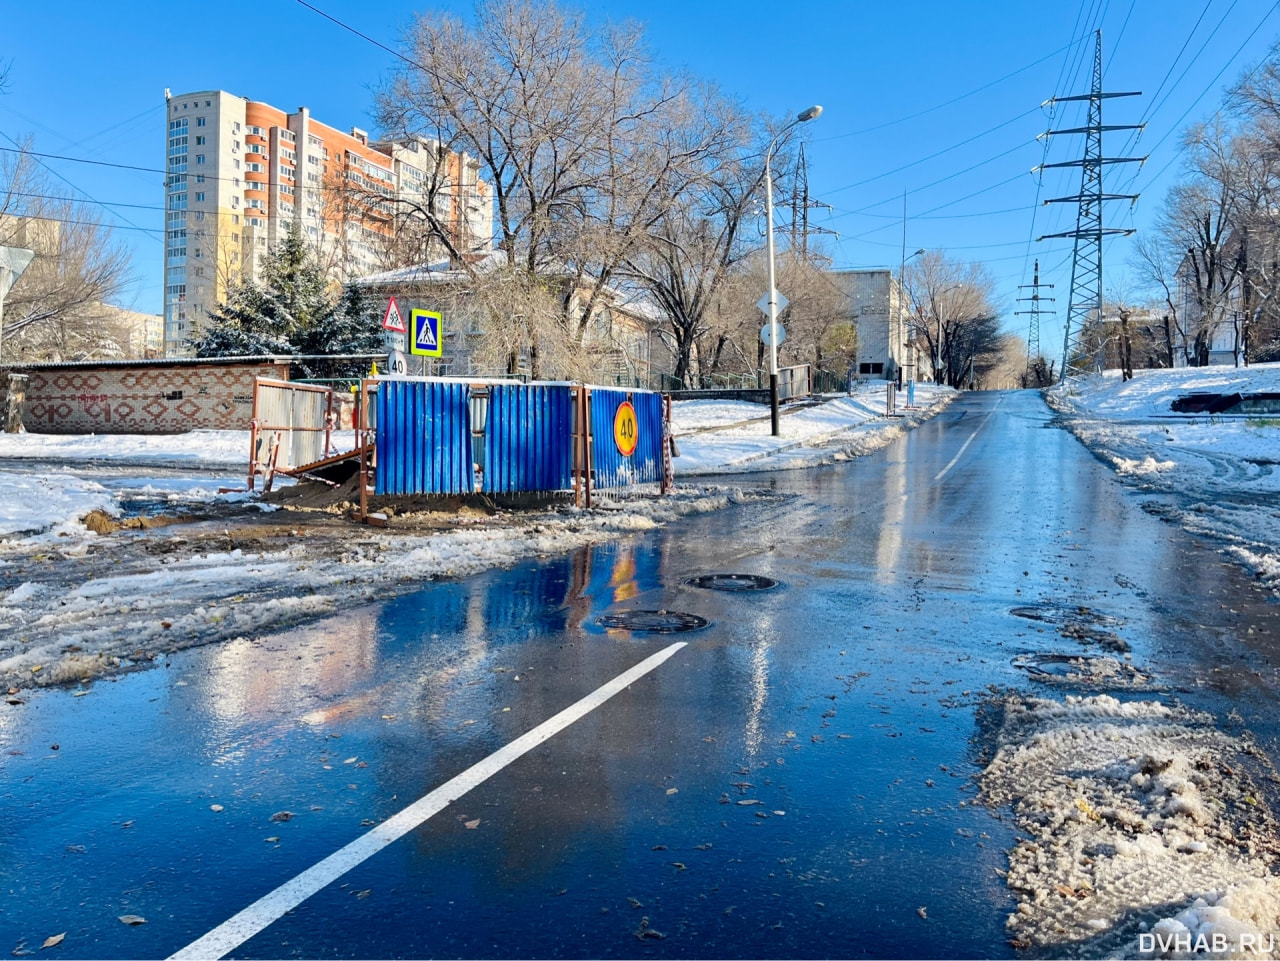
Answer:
410;309;443;357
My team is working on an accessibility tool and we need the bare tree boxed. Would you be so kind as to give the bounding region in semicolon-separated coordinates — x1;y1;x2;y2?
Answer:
376;0;730;369
0;144;134;361
902;251;1001;387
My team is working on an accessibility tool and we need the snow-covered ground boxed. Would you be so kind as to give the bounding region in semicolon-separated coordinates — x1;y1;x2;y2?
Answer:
0;386;951;689
1048;364;1280;592
672;382;953;474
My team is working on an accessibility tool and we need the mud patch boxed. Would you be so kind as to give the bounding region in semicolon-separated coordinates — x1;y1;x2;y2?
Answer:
980;692;1280;957
1012;652;1150;688
80;509;195;534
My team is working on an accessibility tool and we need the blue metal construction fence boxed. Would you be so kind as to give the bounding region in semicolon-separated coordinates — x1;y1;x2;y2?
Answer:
482;383;576;494
587;387;665;488
360;377;670;511
374;379;473;496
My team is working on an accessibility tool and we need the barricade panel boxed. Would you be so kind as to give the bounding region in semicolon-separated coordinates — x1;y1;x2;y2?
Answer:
482;384;575;493
374;379;472;495
589;388;664;489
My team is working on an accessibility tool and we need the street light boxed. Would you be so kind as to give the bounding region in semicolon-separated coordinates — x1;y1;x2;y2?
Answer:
765;104;823;436
896;248;925;386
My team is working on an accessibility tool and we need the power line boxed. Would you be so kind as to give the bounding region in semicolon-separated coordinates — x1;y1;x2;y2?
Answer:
2;188;165;211
825;107;1040;196
812;38;1085;142
0;133;161;242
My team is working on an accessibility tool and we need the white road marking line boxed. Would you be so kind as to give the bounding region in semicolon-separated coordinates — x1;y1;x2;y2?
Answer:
168;641;689;961
933;429;978;482
932;398;1003;482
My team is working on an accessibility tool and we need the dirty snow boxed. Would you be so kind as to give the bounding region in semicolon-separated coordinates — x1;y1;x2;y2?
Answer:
981;691;1280;957
1048;364;1280;592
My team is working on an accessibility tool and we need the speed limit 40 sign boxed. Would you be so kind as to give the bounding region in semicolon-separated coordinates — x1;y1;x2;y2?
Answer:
613;401;638;456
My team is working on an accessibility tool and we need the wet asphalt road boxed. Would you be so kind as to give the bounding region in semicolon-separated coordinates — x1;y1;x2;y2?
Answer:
3;390;1279;959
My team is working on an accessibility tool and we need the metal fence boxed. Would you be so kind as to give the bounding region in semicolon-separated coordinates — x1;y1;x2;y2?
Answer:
587;387;666;489
373;379;473;496
248;379;336;490
482;383;577;494
353;377;671;517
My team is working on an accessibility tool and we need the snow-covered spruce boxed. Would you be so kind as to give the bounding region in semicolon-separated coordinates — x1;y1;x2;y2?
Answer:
980;692;1280;957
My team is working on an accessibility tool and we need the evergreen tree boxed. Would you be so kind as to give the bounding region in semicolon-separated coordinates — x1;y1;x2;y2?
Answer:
191;228;382;372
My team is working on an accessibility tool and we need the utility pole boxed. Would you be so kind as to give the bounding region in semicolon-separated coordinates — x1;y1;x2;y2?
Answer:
1036;30;1144;383
1015;259;1056;385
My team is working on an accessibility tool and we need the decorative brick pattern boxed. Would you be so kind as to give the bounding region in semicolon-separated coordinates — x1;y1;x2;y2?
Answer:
0;361;289;434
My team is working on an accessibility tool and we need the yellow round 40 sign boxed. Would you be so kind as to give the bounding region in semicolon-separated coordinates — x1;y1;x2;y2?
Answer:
613;401;638;456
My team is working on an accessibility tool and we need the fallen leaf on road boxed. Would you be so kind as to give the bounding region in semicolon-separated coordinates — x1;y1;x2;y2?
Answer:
270;811;294;822
464;819;481;829
41;933;65;948
117;915;146;926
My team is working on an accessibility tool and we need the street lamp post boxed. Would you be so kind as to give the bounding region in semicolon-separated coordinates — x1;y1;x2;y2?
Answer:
765;105;823;436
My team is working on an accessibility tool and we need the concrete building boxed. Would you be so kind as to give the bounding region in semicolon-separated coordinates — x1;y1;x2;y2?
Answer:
829;268;910;381
163;90;492;356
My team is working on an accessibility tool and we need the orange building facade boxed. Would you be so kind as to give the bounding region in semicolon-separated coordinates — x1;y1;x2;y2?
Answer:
163;90;491;356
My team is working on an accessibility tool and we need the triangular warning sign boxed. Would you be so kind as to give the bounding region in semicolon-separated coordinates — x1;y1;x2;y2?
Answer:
382;297;407;333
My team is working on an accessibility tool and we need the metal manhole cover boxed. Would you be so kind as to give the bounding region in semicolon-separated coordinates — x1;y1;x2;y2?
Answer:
1010;604;1122;628
686;573;779;592
1012;652;1149;687
597;610;709;633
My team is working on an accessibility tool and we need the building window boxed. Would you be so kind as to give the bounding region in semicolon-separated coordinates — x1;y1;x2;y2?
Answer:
195;155;205;164
195;136;205;146
196;116;205;126
232;214;239;224
231;196;239;208
194;192;205;202
194;174;204;183
195;211;204;220
233;159;240;170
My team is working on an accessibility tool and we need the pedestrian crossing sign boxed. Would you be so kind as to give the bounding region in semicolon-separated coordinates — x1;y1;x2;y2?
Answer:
410;309;443;357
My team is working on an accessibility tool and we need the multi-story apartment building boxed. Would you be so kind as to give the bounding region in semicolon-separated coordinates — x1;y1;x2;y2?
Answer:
163;90;492;356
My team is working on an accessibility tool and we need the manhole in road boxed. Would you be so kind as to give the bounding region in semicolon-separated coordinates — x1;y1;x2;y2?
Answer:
1012;652;1150;687
597;610;710;634
1010;604;1130;653
1010;604;1123;628
685;574;779;592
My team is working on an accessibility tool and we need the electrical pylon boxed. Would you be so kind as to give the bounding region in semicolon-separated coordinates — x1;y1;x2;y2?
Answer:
1036;30;1145;382
1016;259;1055;380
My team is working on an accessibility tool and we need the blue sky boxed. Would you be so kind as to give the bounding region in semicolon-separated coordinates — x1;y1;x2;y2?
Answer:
3;0;1278;361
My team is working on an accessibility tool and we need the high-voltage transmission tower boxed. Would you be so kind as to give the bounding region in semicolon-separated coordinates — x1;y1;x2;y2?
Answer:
1015;259;1055;382
1036;30;1144;382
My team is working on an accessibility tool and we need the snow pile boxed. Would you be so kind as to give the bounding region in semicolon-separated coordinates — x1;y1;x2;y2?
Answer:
1132;879;1280;958
0;470;116;538
1049;365;1280;592
673;383;953;475
982;692;1280;956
